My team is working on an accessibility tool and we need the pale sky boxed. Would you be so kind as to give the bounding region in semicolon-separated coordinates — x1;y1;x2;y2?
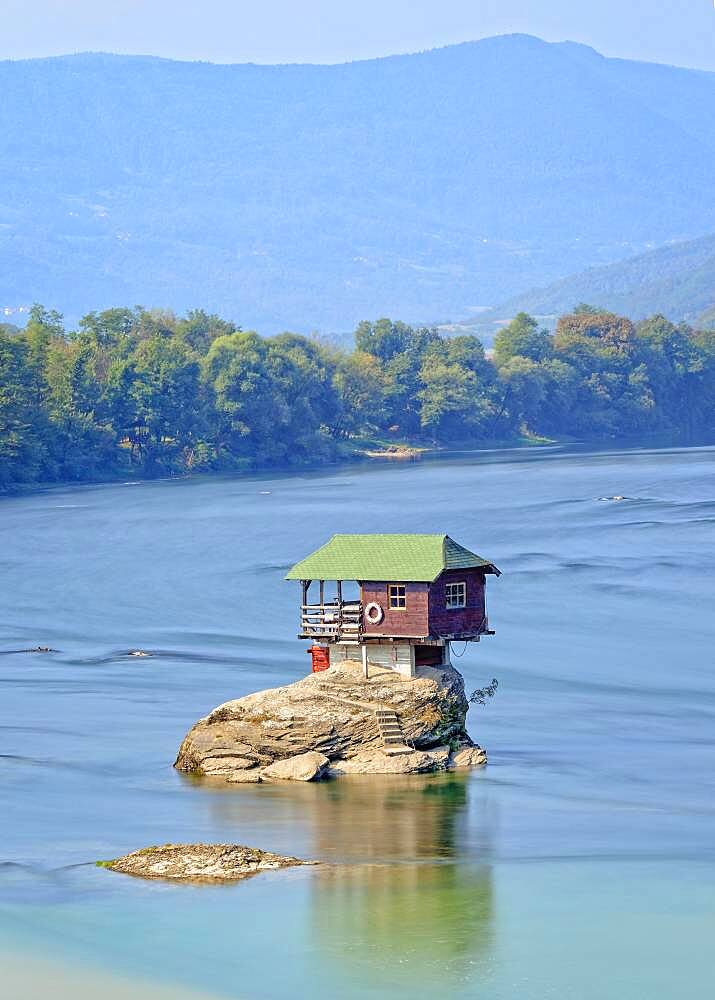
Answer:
3;0;715;71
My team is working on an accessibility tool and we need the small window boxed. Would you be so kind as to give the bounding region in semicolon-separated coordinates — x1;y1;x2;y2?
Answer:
445;582;466;609
388;584;406;610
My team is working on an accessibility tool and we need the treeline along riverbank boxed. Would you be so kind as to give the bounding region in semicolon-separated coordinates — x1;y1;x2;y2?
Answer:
1;304;714;489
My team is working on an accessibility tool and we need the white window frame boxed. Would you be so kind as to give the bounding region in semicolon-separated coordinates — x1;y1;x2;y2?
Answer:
388;583;407;610
445;581;466;610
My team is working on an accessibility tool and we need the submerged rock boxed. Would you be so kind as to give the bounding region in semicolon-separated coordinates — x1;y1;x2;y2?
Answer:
99;843;309;881
226;769;262;784
175;661;486;779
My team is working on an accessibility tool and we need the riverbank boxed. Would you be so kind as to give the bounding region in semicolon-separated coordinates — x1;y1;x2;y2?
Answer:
0;432;551;496
6;426;712;499
0;439;518;496
0;431;664;500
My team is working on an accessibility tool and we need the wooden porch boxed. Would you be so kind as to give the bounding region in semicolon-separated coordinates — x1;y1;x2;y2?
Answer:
299;599;363;643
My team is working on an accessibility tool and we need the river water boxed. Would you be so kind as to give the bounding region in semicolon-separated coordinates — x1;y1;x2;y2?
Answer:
1;445;714;999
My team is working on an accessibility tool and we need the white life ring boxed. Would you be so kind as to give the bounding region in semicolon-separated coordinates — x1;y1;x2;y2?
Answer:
364;601;384;625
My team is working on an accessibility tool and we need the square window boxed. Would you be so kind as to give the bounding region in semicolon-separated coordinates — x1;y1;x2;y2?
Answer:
445;582;466;609
388;584;406;610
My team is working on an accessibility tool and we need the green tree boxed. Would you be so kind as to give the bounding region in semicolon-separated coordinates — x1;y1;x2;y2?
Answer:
176;309;237;352
202;331;338;467
332;351;388;436
107;335;203;471
0;331;43;486
531;359;580;435
44;338;116;479
493;313;552;367
553;310;637;368
636;315;712;436
23;304;65;408
355;319;415;363
78;307;140;348
417;359;503;441
496;356;548;431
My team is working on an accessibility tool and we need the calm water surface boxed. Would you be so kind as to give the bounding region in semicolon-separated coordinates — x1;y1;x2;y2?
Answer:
1;446;714;999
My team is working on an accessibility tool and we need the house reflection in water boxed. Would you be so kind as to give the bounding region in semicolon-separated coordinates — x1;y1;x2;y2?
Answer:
307;774;495;988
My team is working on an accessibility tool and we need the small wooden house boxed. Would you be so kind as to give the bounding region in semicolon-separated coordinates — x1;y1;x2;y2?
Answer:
286;533;500;678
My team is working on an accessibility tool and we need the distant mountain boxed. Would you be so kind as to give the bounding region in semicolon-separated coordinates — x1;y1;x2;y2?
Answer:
4;36;715;332
490;234;715;328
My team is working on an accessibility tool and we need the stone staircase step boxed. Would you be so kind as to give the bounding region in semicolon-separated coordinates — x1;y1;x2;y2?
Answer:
373;708;411;750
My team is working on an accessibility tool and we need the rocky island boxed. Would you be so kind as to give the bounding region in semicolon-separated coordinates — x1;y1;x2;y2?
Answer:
100;843;309;881
175;661;486;782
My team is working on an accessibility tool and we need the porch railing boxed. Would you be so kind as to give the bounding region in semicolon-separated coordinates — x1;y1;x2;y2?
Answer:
300;600;363;642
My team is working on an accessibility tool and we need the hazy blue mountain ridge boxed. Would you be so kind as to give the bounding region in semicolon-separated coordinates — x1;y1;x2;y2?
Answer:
487;233;715;327
2;35;715;331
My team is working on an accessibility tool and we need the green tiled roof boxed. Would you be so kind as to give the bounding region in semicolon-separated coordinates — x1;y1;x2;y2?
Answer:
286;534;499;582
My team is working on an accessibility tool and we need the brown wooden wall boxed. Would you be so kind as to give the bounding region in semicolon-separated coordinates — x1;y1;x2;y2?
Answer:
428;568;486;637
360;581;430;637
360;569;486;639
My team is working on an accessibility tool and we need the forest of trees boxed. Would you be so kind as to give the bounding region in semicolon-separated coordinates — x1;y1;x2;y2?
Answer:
1;304;714;489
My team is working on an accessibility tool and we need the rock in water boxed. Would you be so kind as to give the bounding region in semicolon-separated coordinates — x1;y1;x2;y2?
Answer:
262;751;330;781
99;843;308;881
450;745;488;768
329;746;452;776
175;661;486;779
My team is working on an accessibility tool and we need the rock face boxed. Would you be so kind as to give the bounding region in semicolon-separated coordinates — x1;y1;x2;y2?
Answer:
175;661;485;780
100;843;309;882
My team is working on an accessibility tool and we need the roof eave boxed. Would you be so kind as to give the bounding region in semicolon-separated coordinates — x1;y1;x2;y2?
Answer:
286;563;501;581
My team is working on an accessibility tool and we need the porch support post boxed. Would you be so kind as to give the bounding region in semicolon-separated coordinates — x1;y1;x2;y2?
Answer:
337;580;343;639
361;643;368;680
301;580;309;635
